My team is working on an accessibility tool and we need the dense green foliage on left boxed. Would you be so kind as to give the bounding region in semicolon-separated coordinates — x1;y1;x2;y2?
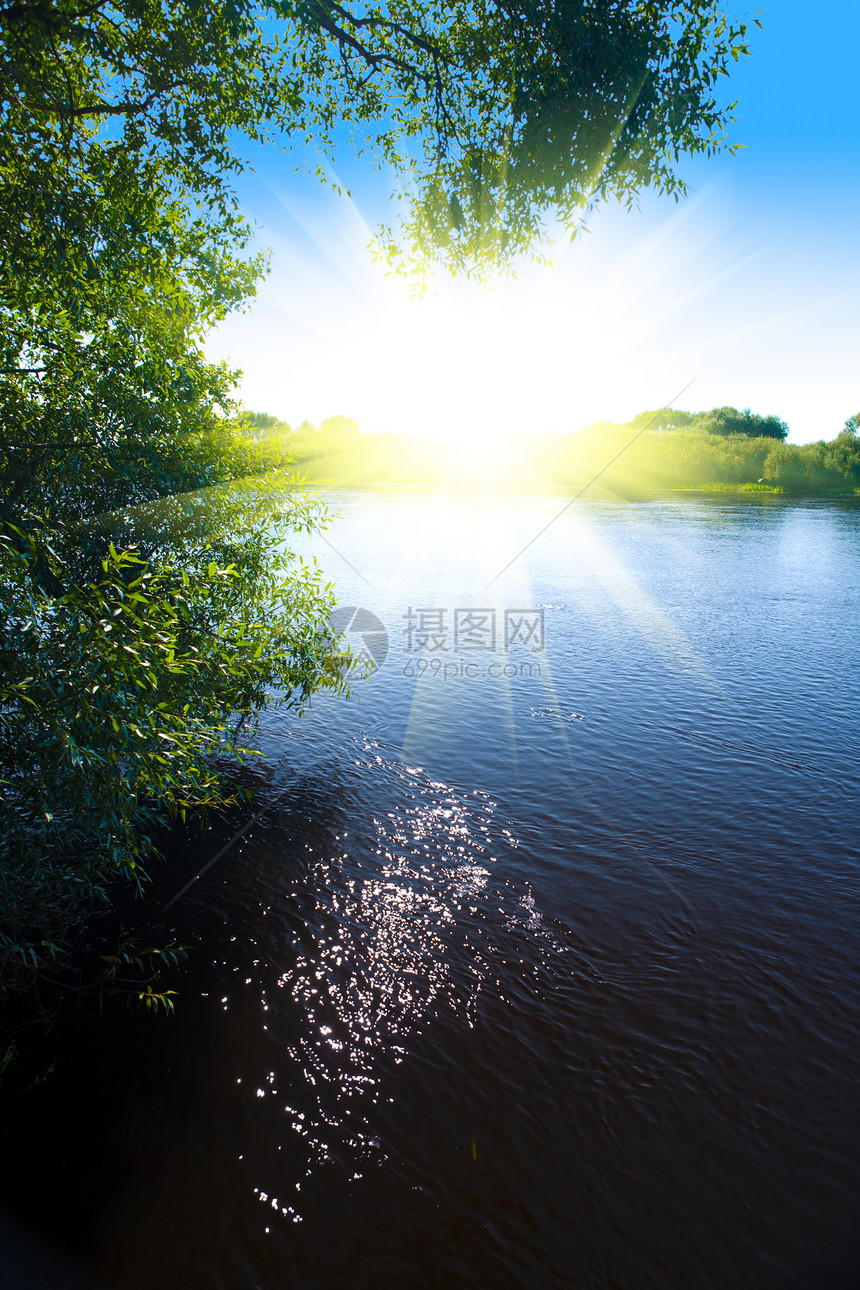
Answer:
0;3;355;994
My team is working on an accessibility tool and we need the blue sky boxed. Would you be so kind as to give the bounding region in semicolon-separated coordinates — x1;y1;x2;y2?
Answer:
206;2;860;445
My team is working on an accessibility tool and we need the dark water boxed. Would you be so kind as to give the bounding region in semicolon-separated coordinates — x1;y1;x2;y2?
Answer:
2;491;860;1289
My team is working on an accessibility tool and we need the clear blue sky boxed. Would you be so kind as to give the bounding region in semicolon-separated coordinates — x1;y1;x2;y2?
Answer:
206;2;860;445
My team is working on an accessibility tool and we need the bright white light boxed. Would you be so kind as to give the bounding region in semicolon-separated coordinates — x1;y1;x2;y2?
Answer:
205;163;860;445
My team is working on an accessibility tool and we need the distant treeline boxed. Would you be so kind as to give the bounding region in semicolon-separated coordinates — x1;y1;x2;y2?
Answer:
240;407;860;494
241;413;360;452
607;405;789;440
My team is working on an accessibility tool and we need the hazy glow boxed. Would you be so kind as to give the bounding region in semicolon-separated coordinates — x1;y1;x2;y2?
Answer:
201;0;860;446
206;151;860;447
210;179;727;443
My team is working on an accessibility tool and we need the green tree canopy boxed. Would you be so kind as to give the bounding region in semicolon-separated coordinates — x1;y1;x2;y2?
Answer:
1;0;755;279
240;412;293;440
321;416;361;440
694;407;789;441
628;408;696;432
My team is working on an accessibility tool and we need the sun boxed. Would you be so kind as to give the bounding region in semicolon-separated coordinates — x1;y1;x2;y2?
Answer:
333;252;667;447
210;174;747;446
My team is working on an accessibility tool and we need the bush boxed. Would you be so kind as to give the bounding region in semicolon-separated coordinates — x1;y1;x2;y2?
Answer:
764;439;860;492
0;487;350;991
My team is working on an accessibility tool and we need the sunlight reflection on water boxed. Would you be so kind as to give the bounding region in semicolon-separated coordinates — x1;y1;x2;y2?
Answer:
2;492;860;1290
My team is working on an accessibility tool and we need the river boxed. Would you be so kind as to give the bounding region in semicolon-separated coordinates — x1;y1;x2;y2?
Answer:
2;489;859;1289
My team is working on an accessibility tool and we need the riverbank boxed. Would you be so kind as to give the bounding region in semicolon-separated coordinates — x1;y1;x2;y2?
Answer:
245;419;860;497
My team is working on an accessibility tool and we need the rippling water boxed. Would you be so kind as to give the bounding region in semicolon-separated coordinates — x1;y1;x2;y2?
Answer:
2;491;860;1289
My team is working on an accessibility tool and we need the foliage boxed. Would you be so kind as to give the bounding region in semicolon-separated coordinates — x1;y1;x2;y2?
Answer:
0;0;756;281
566;421;777;488
97;934;189;1014
0;931;189;1085
321;415;360;440
386;0;757;271
628;408;696;432
253;407;860;494
693;406;788;441
564;409;856;489
763;436;860;493
601;405;788;441
0;510;349;988
0;3;347;991
240;412;294;441
245;415;366;469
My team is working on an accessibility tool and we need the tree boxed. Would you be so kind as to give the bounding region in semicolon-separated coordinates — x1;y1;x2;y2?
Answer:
763;439;860;492
0;0;756;988
321;416;361;440
240;412;292;440
1;0;756;281
386;0;758;271
694;407;788;441
629;408;696;432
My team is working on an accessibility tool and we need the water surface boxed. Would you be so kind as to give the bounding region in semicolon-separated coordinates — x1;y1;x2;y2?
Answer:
2;490;859;1289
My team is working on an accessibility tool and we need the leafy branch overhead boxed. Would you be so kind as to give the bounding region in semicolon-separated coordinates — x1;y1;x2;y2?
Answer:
1;0;756;275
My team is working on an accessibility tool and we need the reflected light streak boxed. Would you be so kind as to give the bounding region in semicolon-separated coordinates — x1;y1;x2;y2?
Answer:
562;515;722;692
266;749;510;1182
